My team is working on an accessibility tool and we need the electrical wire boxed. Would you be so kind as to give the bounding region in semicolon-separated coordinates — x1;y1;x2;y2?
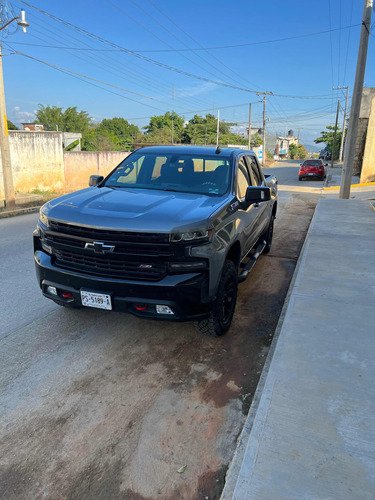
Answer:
328;0;335;87
5;46;197;111
5;23;361;53
343;0;355;83
15;0;343;100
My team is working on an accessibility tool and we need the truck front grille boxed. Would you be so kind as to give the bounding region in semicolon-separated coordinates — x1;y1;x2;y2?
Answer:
45;221;177;280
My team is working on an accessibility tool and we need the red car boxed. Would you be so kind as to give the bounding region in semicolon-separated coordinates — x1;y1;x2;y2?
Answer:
298;159;327;181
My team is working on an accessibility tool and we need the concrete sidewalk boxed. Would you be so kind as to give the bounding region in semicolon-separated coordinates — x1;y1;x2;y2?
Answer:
222;199;375;500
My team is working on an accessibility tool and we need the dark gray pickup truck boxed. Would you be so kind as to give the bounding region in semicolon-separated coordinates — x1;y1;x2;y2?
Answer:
34;146;277;336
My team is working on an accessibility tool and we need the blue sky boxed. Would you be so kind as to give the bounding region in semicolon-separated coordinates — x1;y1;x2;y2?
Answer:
2;0;375;148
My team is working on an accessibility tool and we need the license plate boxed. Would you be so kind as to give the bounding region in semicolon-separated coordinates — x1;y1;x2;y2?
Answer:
80;290;112;310
308;173;315;176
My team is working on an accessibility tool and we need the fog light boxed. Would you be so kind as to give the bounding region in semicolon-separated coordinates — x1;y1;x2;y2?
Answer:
156;305;174;315
46;286;57;295
62;291;73;298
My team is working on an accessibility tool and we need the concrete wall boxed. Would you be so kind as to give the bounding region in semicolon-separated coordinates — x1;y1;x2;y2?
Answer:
0;131;65;198
0;131;131;202
63;151;129;192
360;96;375;183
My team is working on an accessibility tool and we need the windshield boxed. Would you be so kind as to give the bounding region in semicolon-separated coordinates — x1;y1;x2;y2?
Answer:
104;152;232;196
303;160;322;166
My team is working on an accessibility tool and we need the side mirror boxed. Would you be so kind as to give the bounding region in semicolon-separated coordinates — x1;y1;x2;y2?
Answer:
89;175;104;187
245;186;271;204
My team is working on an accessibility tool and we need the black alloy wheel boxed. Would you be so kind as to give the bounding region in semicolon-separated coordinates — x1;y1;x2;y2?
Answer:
195;260;238;337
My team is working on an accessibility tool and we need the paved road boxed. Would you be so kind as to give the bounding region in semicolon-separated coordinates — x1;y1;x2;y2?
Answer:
0;160;324;500
0;213;56;338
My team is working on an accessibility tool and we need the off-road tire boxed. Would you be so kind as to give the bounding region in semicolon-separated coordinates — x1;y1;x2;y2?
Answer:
262;215;275;254
195;260;238;337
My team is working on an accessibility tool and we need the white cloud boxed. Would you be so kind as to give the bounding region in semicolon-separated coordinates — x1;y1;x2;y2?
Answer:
175;82;216;99
9;106;36;125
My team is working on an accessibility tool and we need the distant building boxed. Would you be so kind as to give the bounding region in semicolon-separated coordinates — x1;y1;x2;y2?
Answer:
275;131;298;159
22;123;44;131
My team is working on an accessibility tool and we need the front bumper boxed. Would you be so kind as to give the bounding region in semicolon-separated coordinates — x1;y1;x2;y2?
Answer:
34;250;214;321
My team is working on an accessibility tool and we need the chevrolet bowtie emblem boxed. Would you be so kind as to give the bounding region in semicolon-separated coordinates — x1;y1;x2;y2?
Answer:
84;241;115;254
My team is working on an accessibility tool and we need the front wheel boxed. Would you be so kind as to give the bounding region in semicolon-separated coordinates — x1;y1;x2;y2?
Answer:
195;260;238;337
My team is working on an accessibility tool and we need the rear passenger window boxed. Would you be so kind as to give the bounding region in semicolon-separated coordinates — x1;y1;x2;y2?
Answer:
237;157;250;199
246;156;262;186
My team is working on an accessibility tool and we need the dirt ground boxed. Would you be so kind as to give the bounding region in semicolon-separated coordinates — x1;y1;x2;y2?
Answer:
0;190;317;500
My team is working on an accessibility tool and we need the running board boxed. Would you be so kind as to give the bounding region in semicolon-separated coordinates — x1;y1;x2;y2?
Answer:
237;240;267;283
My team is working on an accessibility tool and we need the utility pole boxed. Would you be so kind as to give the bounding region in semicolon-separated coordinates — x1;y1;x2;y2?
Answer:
257;91;273;167
0;41;14;207
340;0;373;199
247;103;252;150
216;110;220;147
0;9;29;208
333;86;349;163
171;84;174;145
331;100;340;169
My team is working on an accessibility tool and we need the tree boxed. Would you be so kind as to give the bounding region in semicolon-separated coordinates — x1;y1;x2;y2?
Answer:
98;117;139;148
182;113;247;146
7;120;18;130
82;128;119;151
314;125;342;160
250;133;262;147
143;111;185;143
289;143;308;159
35;105;91;133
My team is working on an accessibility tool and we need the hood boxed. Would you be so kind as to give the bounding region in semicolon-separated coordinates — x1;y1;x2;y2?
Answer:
43;187;227;233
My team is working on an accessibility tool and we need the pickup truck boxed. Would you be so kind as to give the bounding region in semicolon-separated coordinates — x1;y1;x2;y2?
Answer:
34;146;277;336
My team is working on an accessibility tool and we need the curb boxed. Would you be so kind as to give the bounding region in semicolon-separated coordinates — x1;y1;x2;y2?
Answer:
220;206;316;499
0;206;41;219
323;181;375;191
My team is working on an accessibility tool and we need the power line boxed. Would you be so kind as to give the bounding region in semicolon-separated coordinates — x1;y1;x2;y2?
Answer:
14;0;347;100
4;23;361;53
6;46;197;111
328;0;335;87
343;0;355;83
16;5;215;110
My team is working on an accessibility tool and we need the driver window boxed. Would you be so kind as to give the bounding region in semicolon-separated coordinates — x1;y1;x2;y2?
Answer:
237;157;250;200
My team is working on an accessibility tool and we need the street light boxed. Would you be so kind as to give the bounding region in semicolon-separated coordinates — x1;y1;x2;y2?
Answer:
0;9;29;209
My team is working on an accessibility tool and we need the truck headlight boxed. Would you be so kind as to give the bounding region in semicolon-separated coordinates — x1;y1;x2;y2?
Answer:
170;229;212;243
39;205;50;228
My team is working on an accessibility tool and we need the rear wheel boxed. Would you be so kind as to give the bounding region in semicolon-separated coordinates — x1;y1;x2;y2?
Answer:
195;260;238;337
262;215;275;254
298;177;303;181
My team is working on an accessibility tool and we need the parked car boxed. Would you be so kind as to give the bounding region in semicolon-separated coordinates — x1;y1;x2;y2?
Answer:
319;151;331;161
299;159;327;181
34;146;277;337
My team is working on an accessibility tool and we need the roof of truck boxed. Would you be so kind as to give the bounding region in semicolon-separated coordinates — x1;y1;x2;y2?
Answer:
133;145;257;158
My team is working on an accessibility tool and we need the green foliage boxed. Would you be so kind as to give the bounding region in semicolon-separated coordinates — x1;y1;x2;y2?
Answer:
143;111;185;143
289;143;307;159
7;120;18;130
98;117;139;148
314;125;342;160
250;133;262;147
35;105;91;133
182;113;247;146
64;140;80;152
82;128;120;151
